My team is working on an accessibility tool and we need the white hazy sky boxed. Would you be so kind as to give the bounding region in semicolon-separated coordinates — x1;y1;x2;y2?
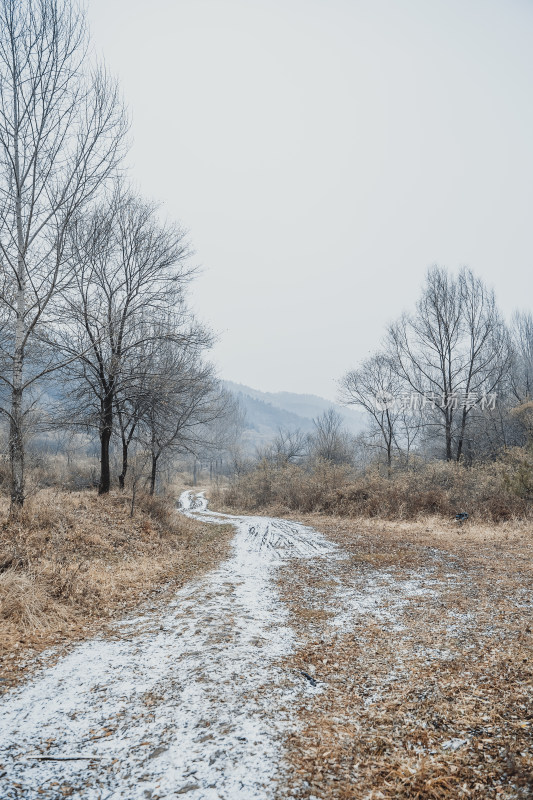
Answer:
87;0;533;400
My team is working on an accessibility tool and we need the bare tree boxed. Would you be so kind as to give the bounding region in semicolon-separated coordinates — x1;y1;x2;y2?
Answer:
58;186;192;494
388;266;510;461
113;312;214;491
340;352;419;470
255;427;307;466
187;392;245;485
454;269;511;460
510;311;533;404
136;340;228;495
114;369;147;491
0;0;126;507
272;427;307;465
308;408;353;465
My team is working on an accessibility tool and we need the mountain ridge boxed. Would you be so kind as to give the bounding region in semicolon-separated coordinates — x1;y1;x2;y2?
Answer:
223;380;366;453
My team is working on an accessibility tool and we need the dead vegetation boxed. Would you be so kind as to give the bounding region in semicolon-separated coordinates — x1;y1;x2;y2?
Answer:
0;488;233;687
277;515;533;800
221;452;533;522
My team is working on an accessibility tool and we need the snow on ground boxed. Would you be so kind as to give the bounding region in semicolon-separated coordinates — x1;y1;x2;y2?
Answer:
0;493;335;799
0;493;443;799
330;573;437;632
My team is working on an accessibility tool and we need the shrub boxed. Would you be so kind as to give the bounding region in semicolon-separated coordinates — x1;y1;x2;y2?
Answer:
223;454;532;522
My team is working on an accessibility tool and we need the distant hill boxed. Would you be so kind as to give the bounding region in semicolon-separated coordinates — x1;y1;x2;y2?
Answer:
224;381;366;453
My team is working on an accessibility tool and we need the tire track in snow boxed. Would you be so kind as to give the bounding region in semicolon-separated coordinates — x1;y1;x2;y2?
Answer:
0;492;335;800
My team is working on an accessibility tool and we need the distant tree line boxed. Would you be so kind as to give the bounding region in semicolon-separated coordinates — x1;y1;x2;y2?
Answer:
340;266;532;469
234;266;532;480
253;408;355;468
241;266;532;477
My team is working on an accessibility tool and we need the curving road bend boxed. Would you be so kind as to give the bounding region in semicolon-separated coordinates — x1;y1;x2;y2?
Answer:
0;492;335;800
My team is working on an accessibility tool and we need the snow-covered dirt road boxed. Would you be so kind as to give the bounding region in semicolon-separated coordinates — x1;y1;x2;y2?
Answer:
0;493;336;800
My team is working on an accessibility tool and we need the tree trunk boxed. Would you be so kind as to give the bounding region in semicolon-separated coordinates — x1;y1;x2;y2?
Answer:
99;389;113;494
130;481;137;516
10;133;26;510
9;384;24;510
150;453;158;496
118;438;128;490
445;412;453;461
10;249;25;509
386;411;392;478
456;406;468;462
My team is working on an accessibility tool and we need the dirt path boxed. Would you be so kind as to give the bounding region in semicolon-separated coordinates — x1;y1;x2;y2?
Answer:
0;493;336;799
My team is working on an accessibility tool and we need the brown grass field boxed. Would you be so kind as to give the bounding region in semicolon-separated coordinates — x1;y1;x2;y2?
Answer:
0;488;234;689
276;514;533;800
0;483;531;798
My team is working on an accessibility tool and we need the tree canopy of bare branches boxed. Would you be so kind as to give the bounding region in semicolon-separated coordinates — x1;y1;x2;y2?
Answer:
0;0;127;507
135;339;230;495
308;408;353;465
58;185;194;493
340;352;419;470
387;266;510;461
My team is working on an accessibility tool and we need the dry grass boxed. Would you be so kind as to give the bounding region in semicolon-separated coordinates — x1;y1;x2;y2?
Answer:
0;572;51;631
0;488;234;688
221;452;533;522
277;514;533;800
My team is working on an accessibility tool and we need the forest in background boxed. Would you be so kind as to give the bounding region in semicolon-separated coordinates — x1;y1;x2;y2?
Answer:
224;267;533;521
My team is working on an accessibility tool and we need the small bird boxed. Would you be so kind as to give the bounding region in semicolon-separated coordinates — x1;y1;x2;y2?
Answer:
455;512;468;526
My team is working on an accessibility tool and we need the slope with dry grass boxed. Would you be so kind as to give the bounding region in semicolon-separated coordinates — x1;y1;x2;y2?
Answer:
0;488;234;689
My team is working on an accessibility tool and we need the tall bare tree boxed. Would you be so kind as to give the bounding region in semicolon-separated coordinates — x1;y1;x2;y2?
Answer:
388;266;509;461
136;341;227;495
510;311;533;404
0;0;126;507
112;310;213;491
454;269;511;460
59;186;192;494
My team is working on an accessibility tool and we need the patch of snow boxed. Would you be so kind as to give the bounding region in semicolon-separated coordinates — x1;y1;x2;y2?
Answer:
178;490;208;512
331;573;437;632
441;737;469;751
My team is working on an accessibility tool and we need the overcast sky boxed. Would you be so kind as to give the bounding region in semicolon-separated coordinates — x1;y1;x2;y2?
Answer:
87;0;533;400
